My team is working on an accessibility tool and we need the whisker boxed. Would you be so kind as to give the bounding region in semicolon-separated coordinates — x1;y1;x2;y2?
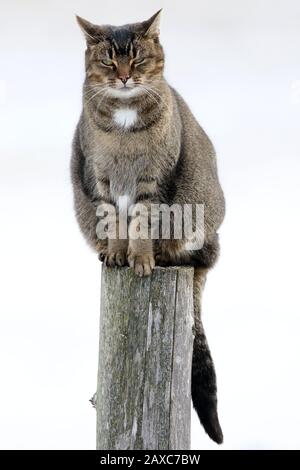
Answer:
83;84;110;97
139;84;181;140
95;89;110;114
138;84;161;106
85;86;111;103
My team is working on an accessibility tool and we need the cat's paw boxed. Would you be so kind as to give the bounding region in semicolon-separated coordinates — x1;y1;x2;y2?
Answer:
127;251;155;277
104;249;127;267
98;246;108;262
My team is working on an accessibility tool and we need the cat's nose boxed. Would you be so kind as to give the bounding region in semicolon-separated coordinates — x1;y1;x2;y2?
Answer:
119;75;130;85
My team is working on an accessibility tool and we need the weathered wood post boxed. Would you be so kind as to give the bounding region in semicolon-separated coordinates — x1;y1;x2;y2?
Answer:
96;265;194;450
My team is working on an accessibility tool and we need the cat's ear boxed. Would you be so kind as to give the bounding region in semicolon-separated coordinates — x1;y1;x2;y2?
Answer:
76;15;104;45
142;9;162;38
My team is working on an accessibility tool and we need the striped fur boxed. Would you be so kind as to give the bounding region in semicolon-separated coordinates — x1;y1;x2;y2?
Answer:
72;11;225;444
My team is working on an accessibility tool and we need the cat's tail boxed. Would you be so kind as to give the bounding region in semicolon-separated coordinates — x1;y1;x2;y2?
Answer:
191;267;223;444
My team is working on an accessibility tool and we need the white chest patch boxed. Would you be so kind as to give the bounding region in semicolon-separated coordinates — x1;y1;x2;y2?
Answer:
113;108;137;129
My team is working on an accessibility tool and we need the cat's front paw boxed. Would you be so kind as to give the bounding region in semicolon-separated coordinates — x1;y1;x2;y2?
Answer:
99;239;128;267
104;249;127;267
127;251;155;277
97;245;108;262
98;246;127;267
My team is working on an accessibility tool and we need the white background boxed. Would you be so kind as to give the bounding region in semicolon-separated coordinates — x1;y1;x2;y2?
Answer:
0;0;300;450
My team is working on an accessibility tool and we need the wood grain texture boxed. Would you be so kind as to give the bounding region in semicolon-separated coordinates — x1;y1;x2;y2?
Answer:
96;265;194;450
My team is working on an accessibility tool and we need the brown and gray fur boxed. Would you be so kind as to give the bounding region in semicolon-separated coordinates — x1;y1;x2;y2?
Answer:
71;10;225;444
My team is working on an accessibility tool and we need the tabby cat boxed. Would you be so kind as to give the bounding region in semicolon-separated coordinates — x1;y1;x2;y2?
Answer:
71;10;225;444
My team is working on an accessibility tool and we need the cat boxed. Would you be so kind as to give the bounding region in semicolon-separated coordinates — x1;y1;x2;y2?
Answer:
71;10;225;444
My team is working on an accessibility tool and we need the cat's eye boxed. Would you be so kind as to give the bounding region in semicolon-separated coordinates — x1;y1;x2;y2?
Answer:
134;58;145;65
101;59;114;67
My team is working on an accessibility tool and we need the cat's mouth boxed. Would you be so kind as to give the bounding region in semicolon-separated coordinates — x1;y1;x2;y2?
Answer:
114;80;138;91
119;85;134;91
108;82;143;99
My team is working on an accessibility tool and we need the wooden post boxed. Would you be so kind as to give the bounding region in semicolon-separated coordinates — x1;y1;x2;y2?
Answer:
96;265;194;450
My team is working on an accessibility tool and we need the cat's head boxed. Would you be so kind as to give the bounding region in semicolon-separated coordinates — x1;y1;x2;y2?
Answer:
77;10;164;99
